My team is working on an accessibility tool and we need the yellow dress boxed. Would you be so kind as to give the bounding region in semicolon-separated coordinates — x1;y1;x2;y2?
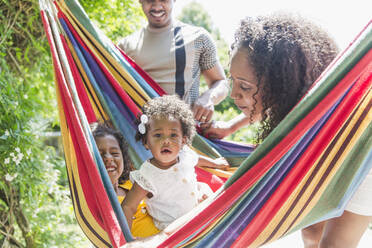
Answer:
118;180;160;238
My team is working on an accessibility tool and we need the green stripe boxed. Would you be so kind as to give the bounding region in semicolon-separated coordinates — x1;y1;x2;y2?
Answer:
296;112;372;232
225;26;372;187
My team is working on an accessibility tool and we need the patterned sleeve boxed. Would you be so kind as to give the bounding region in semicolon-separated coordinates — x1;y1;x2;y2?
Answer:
198;29;218;71
130;165;157;195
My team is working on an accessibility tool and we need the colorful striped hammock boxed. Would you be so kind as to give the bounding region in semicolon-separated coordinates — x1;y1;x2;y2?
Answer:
39;0;372;247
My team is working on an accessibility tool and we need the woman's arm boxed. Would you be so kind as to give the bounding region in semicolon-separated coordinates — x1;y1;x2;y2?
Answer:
197;155;230;170
201;113;251;139
121;182;149;230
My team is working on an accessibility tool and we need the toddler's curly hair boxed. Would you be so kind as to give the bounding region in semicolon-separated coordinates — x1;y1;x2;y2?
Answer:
135;95;196;144
232;12;339;142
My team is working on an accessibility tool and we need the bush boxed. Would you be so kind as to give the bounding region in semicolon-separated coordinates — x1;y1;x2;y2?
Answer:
0;0;143;246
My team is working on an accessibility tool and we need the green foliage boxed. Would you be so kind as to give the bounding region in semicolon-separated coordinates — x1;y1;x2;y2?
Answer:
80;0;145;42
0;1;89;245
177;1;214;33
177;1;229;69
0;0;142;246
212;107;260;145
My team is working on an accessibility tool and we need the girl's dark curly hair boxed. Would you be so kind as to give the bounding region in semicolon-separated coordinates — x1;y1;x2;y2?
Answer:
135;95;196;144
92;122;131;184
232;13;339;142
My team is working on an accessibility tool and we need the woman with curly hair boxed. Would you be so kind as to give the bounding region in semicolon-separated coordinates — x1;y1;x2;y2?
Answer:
122;95;229;234
203;13;372;248
202;13;338;143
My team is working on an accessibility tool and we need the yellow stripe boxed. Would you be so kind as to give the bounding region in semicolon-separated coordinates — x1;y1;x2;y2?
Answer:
65;37;108;121
189;145;235;178
199;167;237;179
56;79;111;247
251;89;372;247
179;211;230;247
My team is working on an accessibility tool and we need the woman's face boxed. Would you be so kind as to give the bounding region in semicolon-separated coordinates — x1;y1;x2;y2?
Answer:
229;47;264;122
95;135;124;186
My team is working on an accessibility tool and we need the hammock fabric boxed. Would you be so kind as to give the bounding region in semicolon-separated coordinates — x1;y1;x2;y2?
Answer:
39;0;372;247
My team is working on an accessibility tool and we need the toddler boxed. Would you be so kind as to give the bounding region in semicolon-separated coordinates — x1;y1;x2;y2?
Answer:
122;95;229;231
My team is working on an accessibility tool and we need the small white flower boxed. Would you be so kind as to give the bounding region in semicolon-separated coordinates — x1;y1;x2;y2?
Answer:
26;149;32;156
138;123;146;134
5;130;9;136
10;152;15;157
15;147;20;153
17;153;24;160
4;158;10;164
24;94;28;99
14;101;18;106
5;173;17;182
5;174;12;181
140;114;148;124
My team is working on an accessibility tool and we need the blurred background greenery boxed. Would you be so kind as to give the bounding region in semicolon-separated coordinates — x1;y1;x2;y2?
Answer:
0;0;255;246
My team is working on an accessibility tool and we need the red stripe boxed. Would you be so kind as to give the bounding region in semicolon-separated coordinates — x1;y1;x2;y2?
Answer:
232;61;372;247
58;76;125;247
159;47;372;248
40;10;125;247
195;167;226;192
42;8;107;235
58;10;141;117
57;55;126;248
60;33;97;123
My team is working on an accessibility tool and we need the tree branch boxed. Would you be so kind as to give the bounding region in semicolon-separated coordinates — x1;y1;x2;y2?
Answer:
12;187;33;248
0;228;23;248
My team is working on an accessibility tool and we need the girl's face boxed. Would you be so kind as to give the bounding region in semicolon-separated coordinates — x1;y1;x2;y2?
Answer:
95;135;124;186
229;47;264;122
144;117;186;168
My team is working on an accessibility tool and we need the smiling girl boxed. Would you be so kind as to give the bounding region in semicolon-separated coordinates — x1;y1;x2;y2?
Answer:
92;123;160;238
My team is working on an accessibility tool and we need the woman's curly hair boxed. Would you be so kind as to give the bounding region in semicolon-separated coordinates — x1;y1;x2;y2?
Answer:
92;122;131;184
135;95;196;144
232;13;339;142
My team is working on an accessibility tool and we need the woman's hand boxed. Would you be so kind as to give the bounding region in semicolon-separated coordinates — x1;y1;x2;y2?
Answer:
197;156;230;171
200;121;232;139
210;157;230;170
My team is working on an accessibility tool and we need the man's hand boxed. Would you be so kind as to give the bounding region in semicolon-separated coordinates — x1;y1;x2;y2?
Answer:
194;62;229;123
192;100;214;123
